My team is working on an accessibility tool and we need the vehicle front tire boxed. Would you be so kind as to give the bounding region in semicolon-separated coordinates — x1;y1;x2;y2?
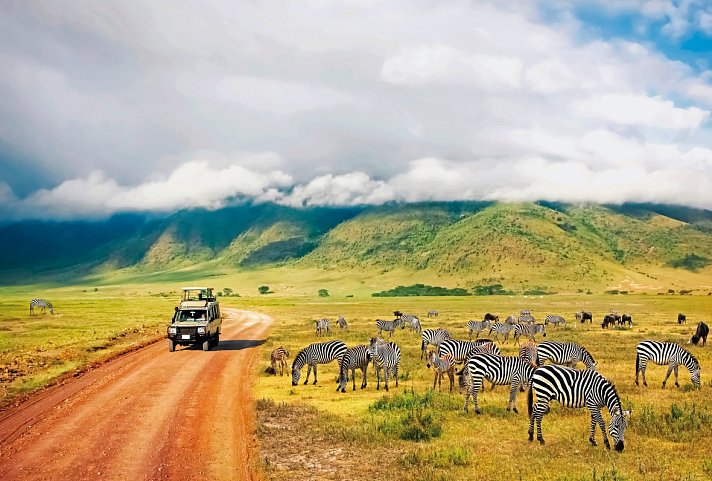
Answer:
202;339;211;351
212;332;220;348
168;339;175;352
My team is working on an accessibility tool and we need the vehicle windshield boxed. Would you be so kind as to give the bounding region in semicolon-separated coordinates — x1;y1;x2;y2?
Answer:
175;310;208;322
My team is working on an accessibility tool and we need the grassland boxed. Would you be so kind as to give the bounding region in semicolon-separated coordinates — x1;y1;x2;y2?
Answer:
2;282;712;480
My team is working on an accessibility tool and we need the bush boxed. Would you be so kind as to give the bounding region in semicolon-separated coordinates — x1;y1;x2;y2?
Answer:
472;284;514;296
258;285;271;295
372;284;470;297
318;289;329;297
668;254;711;272
633;403;712;442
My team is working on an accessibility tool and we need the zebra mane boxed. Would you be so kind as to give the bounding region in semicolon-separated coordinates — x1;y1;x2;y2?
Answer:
292;349;307;369
684;348;700;367
603;376;623;414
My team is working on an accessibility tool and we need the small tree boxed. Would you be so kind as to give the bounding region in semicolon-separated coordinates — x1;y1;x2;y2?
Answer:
258;285;270;295
223;287;233;297
318;289;329;297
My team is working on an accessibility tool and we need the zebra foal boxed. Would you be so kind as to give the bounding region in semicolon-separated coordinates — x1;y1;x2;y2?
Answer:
270;346;289;376
315;318;330;337
337;345;370;392
426;351;456;392
368;337;401;391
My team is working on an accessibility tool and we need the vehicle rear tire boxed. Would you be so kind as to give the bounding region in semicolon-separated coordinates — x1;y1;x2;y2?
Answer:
202;339;211;351
168;339;175;352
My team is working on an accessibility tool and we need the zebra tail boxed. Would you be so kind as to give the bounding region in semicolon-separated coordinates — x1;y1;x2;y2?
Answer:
527;382;534;418
635;352;639;377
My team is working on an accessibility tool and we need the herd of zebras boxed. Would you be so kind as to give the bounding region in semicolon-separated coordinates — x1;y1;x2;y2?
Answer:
269;309;706;452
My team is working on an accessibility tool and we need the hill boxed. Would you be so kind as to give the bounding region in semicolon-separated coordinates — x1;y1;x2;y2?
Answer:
1;201;712;293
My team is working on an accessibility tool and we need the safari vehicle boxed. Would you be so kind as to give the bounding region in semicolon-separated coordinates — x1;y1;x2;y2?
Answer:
167;287;222;352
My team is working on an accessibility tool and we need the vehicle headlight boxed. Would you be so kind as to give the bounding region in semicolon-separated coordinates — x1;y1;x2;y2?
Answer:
168;326;177;335
197;326;206;335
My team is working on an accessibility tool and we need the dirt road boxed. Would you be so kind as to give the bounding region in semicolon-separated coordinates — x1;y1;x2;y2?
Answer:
0;308;272;481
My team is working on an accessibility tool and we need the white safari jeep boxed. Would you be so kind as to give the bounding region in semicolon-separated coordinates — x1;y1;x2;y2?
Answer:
167;287;222;352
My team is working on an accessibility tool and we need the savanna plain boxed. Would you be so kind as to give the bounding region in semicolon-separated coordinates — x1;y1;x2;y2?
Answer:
1;285;712;481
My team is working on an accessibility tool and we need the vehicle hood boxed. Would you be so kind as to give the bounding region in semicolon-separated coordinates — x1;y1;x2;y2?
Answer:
171;321;209;327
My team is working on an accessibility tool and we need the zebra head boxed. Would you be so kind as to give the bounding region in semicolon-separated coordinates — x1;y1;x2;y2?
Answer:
608;408;631;452
425;350;436;368
691;363;701;388
291;352;305;386
367;337;383;358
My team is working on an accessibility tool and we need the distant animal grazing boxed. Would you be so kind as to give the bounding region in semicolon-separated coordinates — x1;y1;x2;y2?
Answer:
689;322;709;347
467;320;490;340
635;340;701;388
270;346;290;376
427;310;439;317
621;314;632;327
292;340;347;386
399;314;421;333
489;322;513;342
601;314;617;329
504;315;518;325
438;338;498;364
376;318;404;337
30;299;54;315
426;351;456;392
678;313;686;324
518;311;535;324
512;323;546;345
338;345;371;392
536;341;596;370
336;315;348;330
576;311;593;323
460;354;535;414
393;310;403;318
315;318;330;337
368;337;401;391
484;313;499;322
544;315;566;327
528;364;629;451
420;328;452;359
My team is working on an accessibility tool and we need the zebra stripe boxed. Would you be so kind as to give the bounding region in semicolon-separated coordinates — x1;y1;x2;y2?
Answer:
420;328;452;359
368;337;401;392
635;340;701;388
400;314;421;333
336;316;348;329
536;341;596;370
528;364;629;450
291;340;347;386
426;351;456;392
512;323;546;345
461;354;536;414
488;322;513;342
375;318;404;337
315;318;330;337
30;299;54;315
518;341;538;368
270;346;290;376
544;315;566;327
438;338;497;364
467;320;490;340
338;345;370;392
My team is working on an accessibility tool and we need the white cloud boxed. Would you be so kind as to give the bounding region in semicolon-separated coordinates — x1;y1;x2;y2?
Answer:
277;172;393;207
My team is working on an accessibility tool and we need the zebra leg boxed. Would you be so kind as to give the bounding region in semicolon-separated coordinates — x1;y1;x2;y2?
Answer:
384;367;389;392
352;367;357;391
376;366;381;391
312;365;318;385
507;379;518;413
662;363;675;388
433;371;438;390
394;364;399;388
472;375;483;415
360;366;367;389
304;365;312;385
531;403;548;444
448;369;454;393
640;361;648;387
674;364;680;387
589;406;608;448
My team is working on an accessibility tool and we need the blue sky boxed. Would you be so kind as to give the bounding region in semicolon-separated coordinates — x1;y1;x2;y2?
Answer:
1;0;711;220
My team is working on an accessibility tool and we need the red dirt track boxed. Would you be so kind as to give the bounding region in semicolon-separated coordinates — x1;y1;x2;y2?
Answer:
0;309;272;481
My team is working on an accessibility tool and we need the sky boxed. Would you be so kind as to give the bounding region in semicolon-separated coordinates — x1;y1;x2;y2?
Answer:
1;0;712;220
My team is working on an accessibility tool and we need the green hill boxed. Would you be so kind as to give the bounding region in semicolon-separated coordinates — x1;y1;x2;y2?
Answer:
2;201;712;292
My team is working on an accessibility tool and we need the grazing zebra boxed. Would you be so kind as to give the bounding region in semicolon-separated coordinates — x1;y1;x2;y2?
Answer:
426;351;456;392
29;299;54;315
438;338;498;364
467;319;490;340
368;337;401;391
519;341;538;368
544;315;566;327
519;313;535;324
427;310;439;317
635;340;701;388
528;364;629;450
336;315;348;330
337;345;371;392
536;341;597;370
400;314;421;333
420;328;452;359
489;322;513;342
504;315;518;325
460;354;535;414
315;318;330;337
376;318;404;337
576;311;593;323
512;323;546;345
291;340;347;386
270;346;290;376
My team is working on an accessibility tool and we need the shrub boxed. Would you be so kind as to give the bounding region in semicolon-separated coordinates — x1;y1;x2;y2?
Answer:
372;284;470;297
472;284;514;296
318;289;329;297
258;285;271;295
633;403;712;442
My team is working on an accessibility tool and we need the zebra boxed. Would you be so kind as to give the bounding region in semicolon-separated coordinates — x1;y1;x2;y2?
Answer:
30;299;54;315
426;351;456;392
438;338;498;364
544;315;566;327
291;340;347;386
270;346;290;376
427;310;439;317
337;345;371;392
420;328;452;359
504;315;518;325
519;341;538;368
375;318;404;337
536;341;597;370
528;364;629;450
336;315;348;330
400;314;421;333
467;320;490;340
368;337;401;391
512;323;546;345
315;318;330;337
519;314;535;324
460;354;535;414
635;340;701;388
488;322;513;342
